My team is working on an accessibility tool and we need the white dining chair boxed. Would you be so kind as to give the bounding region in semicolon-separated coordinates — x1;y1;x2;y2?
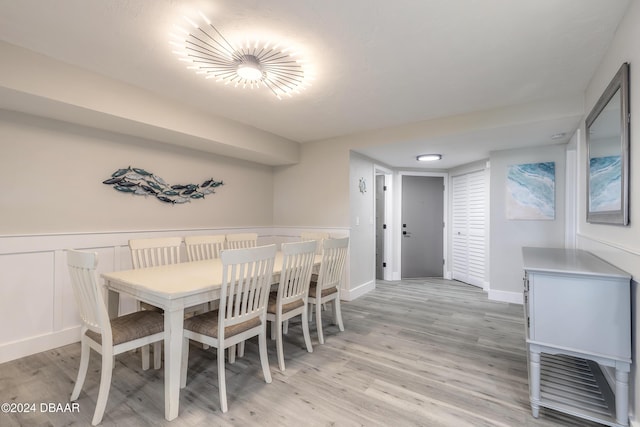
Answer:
308;237;349;344
185;235;225;262
300;231;330;255
266;240;317;371
180;244;276;413
67;250;164;426
223;233;259;359
185;235;226;318
129;236;183;269
225;232;258;249
301;232;331;313
129;236;205;366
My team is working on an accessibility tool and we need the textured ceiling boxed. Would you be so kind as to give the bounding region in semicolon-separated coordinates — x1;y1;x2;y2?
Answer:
0;0;631;168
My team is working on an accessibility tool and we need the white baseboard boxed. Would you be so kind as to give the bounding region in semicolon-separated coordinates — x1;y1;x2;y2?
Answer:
342;280;375;301
0;227;356;365
488;289;522;304
0;326;81;365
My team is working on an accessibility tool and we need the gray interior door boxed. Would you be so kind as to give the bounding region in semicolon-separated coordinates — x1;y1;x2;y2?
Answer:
401;175;444;278
375;174;385;280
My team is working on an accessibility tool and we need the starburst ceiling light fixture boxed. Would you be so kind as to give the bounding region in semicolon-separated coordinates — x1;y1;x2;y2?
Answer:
170;11;312;99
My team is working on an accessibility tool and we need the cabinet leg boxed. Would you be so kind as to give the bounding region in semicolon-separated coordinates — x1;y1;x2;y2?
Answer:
615;368;629;426
530;351;541;418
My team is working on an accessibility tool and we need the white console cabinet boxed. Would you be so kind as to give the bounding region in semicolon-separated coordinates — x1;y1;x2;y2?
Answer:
522;247;631;426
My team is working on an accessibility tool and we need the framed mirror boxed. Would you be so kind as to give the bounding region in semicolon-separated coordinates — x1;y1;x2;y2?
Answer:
586;62;630;225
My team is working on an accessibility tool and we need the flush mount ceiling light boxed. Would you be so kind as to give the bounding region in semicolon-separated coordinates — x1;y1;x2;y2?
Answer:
170;11;312;99
416;154;442;162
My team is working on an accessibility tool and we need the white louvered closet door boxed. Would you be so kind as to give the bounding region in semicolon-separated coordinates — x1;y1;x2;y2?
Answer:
452;170;486;288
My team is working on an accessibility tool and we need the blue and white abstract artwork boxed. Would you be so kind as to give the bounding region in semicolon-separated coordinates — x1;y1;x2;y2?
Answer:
506;162;555;220
589;156;621;212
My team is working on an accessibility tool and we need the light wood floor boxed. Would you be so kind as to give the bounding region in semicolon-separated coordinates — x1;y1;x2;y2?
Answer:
0;279;603;426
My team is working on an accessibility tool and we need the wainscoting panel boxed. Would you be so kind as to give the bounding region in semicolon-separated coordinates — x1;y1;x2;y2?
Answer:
577;234;639;427
0;251;54;344
0;226;353;364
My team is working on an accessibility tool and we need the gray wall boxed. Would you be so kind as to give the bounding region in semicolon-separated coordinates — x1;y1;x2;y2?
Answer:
489;144;566;294
577;0;640;422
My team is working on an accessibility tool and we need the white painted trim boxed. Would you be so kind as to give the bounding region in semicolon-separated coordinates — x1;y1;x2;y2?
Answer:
0;226;354;364
0;227;273;255
269;226;350;239
565;136;578;249
575;234;638;426
0;326;81;365
488;289;522;304
576;233;640;257
342;280;375;301
374;164;394;281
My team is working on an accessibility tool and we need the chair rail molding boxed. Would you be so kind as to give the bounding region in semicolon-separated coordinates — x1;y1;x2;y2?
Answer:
0;226;355;364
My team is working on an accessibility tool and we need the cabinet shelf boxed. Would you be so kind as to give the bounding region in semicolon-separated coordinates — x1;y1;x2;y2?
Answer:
522;247;631;426
539;354;620;426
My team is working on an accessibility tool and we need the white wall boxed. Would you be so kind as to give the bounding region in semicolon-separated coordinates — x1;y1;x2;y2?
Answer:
577;1;640;424
0;108;357;364
0;41;300;166
348;152;376;298
273;138;350;227
489;144;566;301
0;108;280;364
0;109;274;234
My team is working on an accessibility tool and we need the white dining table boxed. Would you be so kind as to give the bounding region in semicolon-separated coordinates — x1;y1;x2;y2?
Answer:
101;252;320;421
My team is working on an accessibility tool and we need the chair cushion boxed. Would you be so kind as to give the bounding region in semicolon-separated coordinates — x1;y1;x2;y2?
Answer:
86;310;164;346
266;292;305;314
308;281;338;298
184;310;261;339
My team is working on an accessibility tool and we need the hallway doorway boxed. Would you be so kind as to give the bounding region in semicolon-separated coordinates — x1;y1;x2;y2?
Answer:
401;175;445;278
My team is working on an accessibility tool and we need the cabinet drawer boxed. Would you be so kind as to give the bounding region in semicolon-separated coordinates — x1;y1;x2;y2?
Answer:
528;271;630;360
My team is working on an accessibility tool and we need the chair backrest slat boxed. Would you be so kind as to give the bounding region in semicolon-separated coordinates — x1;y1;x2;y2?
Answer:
219;245;276;335
278;240;317;305
317;237;349;292
225;233;258;250
129;237;183;269
185;235;225;261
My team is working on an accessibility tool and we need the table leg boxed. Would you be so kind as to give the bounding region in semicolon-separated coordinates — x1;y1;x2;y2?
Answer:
530;350;541;418
615;367;629;426
107;288;120;319
164;308;184;421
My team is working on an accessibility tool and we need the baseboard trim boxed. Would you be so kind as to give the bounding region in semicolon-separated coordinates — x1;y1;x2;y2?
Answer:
0;326;81;365
488;289;522;304
342;280;375;301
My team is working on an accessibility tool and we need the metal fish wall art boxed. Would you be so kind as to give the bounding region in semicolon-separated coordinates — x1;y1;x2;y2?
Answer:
103;167;224;204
